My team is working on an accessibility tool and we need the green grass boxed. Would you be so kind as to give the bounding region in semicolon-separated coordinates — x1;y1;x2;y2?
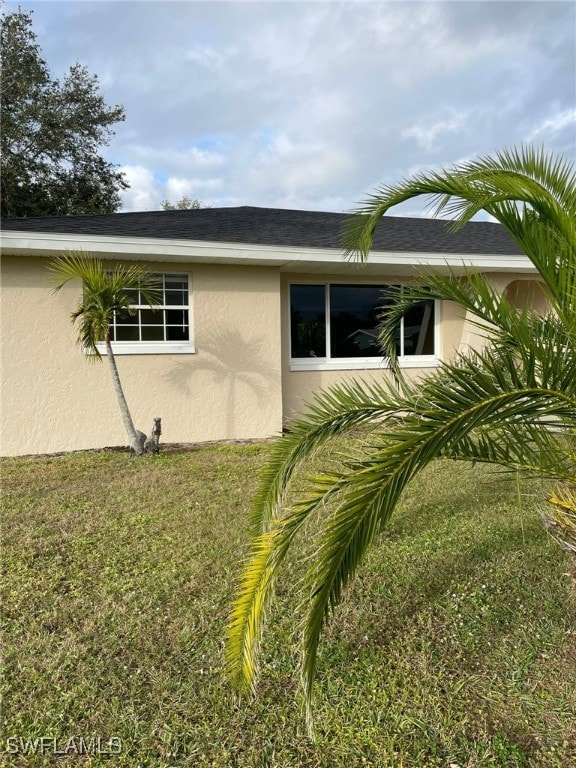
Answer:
2;442;575;767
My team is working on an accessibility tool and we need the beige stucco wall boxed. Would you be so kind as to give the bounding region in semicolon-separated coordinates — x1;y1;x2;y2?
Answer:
505;278;549;315
1;255;282;456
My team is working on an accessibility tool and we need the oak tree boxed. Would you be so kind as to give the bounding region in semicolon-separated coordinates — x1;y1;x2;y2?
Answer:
1;9;128;217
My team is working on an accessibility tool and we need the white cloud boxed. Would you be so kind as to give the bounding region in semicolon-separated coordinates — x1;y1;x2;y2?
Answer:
119;165;160;212
402;112;470;152
184;45;231;71
527;108;576;142
164;176;222;202
127;146;225;171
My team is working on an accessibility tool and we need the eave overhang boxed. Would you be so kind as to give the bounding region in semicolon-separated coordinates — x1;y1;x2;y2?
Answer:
0;230;536;276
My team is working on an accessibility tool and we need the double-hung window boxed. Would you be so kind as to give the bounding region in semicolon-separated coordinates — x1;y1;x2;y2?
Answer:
289;283;437;370
102;273;194;355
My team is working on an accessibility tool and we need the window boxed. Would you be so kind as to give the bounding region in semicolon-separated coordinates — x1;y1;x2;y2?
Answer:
100;273;194;355
290;283;436;370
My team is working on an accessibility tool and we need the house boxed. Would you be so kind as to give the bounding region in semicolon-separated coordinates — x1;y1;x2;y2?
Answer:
0;206;542;457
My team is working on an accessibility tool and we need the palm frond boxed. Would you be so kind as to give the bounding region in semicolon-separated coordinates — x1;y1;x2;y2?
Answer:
226;496;324;695
227;377;417;695
446;426;575;482
376;268;537;367
229;145;576;725
251;377;412;537
544;484;576;554
229;334;576;708
343;148;576;300
296;366;576;719
48;251;162;356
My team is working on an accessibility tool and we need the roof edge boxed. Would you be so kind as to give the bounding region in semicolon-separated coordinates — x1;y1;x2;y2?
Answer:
0;229;535;273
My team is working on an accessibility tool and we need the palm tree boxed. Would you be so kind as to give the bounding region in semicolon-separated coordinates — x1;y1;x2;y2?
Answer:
48;251;161;455
226;146;576;725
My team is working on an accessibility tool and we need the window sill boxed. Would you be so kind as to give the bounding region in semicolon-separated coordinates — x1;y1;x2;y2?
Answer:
96;342;196;355
289;356;441;372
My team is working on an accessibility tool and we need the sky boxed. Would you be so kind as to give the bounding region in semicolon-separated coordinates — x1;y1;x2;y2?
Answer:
7;0;576;216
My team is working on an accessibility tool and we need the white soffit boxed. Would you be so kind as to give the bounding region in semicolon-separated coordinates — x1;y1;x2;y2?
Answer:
0;230;536;273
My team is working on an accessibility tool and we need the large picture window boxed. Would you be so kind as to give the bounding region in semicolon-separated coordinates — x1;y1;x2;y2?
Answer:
100;273;194;355
290;283;436;369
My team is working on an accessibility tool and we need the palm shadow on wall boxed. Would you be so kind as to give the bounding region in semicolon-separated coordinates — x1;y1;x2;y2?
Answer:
163;327;281;439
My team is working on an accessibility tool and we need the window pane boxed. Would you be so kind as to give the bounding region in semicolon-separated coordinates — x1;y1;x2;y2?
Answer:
141;326;165;341
115;325;140;341
115;311;138;325
122;288;139;304
166;309;189;341
166;309;188;326
378;288;402;357
165;275;188;290
330;285;387;358
141;309;164;325
403;300;435;355
166;325;189;341
165;290;187;306
290;285;326;358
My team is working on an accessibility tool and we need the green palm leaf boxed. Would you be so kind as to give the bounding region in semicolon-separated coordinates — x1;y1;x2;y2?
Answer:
48;250;161;358
297;353;576;723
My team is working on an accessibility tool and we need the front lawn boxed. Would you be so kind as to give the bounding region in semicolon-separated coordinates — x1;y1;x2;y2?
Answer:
2;443;575;767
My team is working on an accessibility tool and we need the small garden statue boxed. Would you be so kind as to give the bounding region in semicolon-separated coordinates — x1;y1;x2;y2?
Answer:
144;417;162;454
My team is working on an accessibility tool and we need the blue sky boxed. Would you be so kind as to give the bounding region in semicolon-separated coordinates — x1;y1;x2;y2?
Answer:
8;0;576;215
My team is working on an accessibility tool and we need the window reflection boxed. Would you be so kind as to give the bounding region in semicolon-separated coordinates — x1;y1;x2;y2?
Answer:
290;284;435;361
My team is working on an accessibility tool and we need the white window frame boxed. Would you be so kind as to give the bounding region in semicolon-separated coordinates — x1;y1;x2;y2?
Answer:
289;281;440;372
96;272;195;355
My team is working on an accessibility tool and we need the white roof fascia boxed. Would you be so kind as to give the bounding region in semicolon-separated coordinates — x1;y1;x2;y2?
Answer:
0;230;536;273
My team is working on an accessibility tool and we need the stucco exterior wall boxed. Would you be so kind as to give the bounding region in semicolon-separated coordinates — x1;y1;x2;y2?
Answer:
1;257;542;456
1;256;282;456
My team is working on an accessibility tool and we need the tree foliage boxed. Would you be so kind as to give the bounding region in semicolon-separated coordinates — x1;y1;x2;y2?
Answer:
226;146;576;728
1;9;127;218
161;196;208;210
48;252;160;357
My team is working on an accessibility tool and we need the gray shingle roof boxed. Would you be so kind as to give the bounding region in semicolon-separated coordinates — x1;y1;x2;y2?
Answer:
1;205;524;255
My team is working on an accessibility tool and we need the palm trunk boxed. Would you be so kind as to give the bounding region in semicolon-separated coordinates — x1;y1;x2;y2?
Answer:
105;337;144;455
